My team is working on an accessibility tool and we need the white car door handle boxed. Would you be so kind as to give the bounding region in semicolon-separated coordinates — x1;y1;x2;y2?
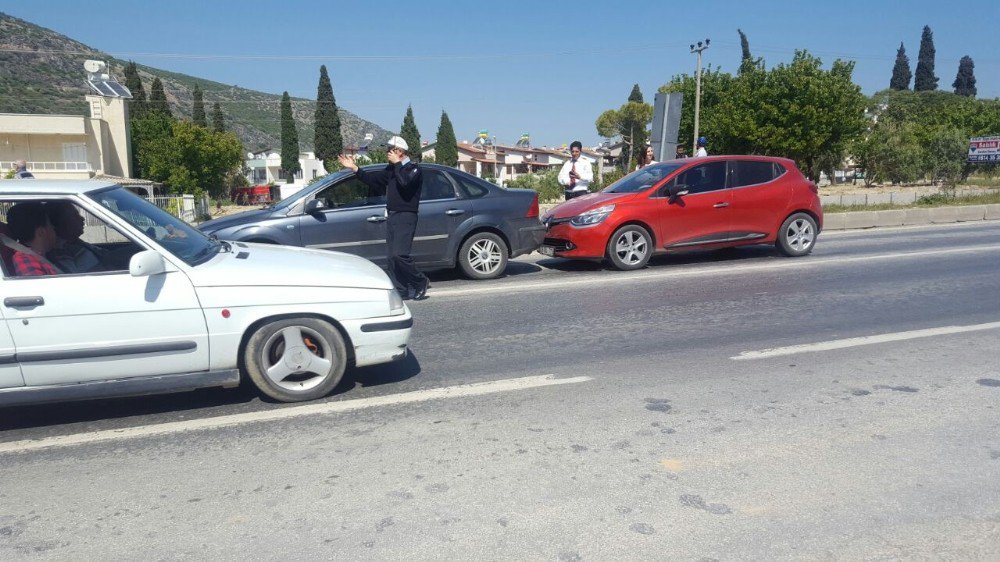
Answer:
5;296;44;308
367;215;387;223
713;202;730;208
445;209;465;216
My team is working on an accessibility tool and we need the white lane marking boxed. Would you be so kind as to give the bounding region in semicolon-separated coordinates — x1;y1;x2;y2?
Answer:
732;321;1000;360
431;244;1000;298
0;374;591;454
819;220;1000;237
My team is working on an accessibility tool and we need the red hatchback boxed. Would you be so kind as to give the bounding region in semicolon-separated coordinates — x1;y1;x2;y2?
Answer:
539;156;823;270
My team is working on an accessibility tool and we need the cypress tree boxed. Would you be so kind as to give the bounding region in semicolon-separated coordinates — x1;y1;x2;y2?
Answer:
400;105;421;161
952;56;977;97
211;102;225;132
280;91;300;180
149;77;171;117
914;25;938;91
890;42;912;90
435;111;458;167
738;29;755;74
628;84;644;103
313;65;343;172
192;84;207;126
123;61;147;116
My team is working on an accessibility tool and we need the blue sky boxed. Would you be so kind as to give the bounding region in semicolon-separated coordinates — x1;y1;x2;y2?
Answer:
4;1;999;147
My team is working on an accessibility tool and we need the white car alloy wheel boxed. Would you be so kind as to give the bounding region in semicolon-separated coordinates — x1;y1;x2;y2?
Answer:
606;225;652;271
458;232;509;280
777;212;818;257
244;317;347;402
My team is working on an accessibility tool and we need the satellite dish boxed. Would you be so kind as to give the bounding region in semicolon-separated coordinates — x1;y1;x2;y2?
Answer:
247;152;255;159
84;60;106;74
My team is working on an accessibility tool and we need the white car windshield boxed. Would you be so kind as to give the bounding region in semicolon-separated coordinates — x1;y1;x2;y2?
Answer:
88;187;222;266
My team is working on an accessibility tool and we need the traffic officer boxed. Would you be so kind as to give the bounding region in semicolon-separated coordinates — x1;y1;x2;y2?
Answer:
338;136;429;300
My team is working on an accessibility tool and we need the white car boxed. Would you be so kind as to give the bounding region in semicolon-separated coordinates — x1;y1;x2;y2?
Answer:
0;180;412;406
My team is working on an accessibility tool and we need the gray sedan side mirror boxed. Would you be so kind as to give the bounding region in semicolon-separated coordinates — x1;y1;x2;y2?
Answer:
304;199;326;213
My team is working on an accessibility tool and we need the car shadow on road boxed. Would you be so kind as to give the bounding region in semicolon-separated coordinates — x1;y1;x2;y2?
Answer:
0;353;425;432
424;260;542;282
535;246;781;272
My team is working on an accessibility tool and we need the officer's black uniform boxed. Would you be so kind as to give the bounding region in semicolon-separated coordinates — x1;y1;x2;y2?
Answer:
355;160;429;299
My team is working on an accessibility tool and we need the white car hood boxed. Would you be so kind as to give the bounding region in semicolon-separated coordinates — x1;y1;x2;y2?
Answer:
185;242;393;290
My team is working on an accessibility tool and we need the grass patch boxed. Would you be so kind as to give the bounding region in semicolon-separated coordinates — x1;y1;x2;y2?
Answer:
824;191;1000;213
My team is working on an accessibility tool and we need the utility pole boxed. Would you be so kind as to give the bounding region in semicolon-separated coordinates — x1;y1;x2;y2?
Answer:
690;38;710;154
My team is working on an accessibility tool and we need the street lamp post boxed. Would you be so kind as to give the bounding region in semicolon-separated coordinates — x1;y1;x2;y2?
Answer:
690;38;710;154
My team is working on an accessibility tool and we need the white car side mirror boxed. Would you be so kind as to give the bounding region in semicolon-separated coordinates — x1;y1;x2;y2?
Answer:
130;250;168;277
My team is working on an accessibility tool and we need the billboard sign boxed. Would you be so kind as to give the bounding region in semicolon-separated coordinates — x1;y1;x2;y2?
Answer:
968;136;1000;163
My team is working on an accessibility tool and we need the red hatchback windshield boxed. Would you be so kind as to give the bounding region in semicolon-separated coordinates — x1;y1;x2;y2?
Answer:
604;162;683;194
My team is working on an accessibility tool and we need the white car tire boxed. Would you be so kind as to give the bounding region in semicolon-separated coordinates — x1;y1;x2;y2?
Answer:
243;317;347;402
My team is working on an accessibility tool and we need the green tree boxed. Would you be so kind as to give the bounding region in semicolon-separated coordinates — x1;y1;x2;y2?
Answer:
628;83;643;103
211;102;225;132
435;111;458;166
596;86;653;171
137;120;243;198
914;25;938;92
400;105;421;161
148;77;171;117
131;111;174;179
191;84;207;127
658;65;735;153
709;51;867;180
952;56;977;97
737;29;760;74
926;127;967;187
314;65;343;172
280;91;300;181
123;61;147;117
890;42;912;91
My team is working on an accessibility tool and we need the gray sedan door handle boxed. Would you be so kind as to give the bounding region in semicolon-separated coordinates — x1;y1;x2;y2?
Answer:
713;202;730;208
4;296;44;308
367;215;387;223
445;209;465;216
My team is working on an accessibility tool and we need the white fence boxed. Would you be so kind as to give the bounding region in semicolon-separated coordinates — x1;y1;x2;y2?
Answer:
151;195;210;224
0;161;92;173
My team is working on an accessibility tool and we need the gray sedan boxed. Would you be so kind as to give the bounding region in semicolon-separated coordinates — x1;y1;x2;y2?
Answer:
199;164;545;280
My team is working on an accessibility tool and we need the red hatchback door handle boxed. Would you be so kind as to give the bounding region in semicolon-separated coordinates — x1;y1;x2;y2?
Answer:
713;202;730;208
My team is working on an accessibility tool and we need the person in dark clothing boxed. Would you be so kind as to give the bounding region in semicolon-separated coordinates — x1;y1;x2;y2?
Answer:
338;136;430;300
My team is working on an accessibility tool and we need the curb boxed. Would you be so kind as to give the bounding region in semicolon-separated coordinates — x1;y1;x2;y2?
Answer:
824;204;1000;231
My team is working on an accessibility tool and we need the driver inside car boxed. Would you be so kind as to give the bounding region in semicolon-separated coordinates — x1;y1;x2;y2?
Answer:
45;200;109;273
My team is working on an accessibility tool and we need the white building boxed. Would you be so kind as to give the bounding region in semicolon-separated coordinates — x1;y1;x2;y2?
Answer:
0;61;134;182
245;149;327;200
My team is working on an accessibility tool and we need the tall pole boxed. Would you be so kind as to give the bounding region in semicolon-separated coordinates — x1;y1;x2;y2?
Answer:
690;39;710;154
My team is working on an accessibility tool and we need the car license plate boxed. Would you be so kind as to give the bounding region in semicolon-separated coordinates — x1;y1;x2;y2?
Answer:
539;245;555;256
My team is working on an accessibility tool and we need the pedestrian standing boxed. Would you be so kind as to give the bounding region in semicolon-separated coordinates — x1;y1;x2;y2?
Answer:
674;145;688;159
635;145;657;170
695;137;709;158
13;160;34;179
558;141;592;200
338;136;430;300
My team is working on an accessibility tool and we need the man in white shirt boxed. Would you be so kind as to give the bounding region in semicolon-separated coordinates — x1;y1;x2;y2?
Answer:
558;141;593;200
695;137;709;158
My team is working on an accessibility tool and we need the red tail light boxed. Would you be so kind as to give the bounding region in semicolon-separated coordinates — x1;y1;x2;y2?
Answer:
526;193;539;218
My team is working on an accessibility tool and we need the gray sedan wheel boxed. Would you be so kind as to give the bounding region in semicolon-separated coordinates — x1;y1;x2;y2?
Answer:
458;232;509;280
243;317;346;402
776;213;818;257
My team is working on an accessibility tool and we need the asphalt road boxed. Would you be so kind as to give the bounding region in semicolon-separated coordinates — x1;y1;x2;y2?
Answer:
2;222;999;559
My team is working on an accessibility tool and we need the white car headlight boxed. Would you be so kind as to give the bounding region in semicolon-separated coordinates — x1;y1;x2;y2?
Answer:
570;204;615;227
389;290;405;316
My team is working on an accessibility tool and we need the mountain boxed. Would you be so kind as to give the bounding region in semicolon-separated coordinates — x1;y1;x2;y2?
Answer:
0;12;393;153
